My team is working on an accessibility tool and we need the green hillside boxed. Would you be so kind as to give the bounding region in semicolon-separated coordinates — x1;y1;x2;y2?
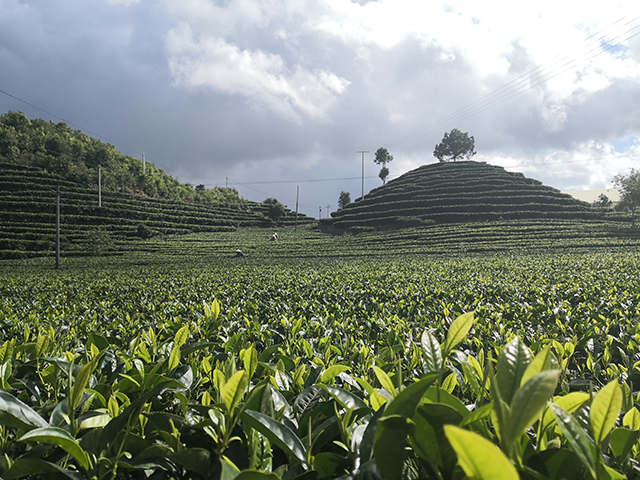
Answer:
0;109;314;259
0;162;312;259
327;161;611;232
0;110;242;204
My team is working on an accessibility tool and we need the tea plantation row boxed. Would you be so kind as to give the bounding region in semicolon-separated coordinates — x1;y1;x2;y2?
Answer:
1;253;640;478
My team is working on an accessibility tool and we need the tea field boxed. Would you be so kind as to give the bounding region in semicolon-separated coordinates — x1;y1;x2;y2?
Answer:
2;249;640;479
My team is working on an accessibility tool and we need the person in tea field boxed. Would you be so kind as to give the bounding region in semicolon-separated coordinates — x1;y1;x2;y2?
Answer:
233;249;245;258
270;232;278;241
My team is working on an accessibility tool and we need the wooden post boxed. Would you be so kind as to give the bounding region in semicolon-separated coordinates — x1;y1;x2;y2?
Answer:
56;186;60;269
358;151;368;200
98;165;102;207
295;186;299;231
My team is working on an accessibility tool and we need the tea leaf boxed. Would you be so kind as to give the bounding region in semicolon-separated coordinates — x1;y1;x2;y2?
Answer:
502;369;560;455
444;425;518;479
623;407;640;430
521;345;555;387
168;345;181;371
19;427;90;471
591;380;622;447
444;312;476;356
174;325;189;349
373;365;397;398
0;391;48;431
496;337;531;405
374;415;414;480
320;365;350;384
550;403;596;478
241;410;307;465
421;330;443;372
221;370;249;413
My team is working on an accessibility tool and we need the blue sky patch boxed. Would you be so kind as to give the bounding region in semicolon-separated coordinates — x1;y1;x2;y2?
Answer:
613;136;636;153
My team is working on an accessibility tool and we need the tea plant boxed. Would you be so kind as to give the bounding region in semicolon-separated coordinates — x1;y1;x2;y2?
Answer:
1;253;640;478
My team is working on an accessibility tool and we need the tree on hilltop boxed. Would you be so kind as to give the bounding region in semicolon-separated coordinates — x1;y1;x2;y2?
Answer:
613;168;640;215
434;129;476;162
374;147;394;184
338;191;351;210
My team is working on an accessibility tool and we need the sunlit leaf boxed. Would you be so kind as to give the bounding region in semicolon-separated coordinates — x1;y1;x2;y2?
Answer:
221;370;249;413
444;425;518;479
0;391;48;431
373;365;396;398
550;403;596;478
591;380;622;447
623;407;640;430
502;369;560;455
421;330;443;372
174;325;189;349
320;365;350;384
444;312;476;356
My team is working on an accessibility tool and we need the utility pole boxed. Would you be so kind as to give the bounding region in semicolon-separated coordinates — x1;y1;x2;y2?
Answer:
295;186;299;231
319;206;322;219
56;186;60;269
358;151;368;200
226;177;228;188
142;153;145;176
326;204;331;216
98;165;102;207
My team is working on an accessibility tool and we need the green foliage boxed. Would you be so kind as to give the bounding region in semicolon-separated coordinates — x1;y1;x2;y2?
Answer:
374;148;393;185
0;162;314;258
433;128;477;162
0;110;246;205
613;168;640;214
378;165;390;185
263;197;286;222
373;147;394;166
1;254;640;477
83;226;113;255
593;193;613;208
338;191;351;210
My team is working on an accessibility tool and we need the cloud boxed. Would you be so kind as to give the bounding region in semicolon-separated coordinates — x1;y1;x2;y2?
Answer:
165;22;350;120
2;0;640;218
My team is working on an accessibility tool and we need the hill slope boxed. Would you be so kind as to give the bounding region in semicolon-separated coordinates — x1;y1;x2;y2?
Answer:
0;110;240;204
327;161;606;232
0;163;311;259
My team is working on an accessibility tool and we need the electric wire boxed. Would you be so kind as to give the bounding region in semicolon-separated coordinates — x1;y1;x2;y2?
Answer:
385;10;640;148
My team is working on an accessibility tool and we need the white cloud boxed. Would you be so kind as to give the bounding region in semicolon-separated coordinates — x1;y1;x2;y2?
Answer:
165;22;349;120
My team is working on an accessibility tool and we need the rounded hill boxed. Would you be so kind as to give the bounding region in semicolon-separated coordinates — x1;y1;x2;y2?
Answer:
327;161;601;232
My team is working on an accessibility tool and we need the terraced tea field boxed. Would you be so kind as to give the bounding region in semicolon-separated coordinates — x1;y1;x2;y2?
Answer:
2;249;640;479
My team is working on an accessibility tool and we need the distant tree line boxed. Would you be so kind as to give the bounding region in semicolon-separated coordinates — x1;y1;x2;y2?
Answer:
0;110;244;206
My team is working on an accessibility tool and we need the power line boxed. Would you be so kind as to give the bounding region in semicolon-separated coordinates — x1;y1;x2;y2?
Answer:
199;175;381;186
0;88;187;179
385;9;640;148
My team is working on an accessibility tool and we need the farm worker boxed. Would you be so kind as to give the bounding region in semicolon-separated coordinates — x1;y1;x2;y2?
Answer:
271;232;278;241
234;249;245;258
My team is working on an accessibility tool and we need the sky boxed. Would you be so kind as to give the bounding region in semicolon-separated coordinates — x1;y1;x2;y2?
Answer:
1;0;640;218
